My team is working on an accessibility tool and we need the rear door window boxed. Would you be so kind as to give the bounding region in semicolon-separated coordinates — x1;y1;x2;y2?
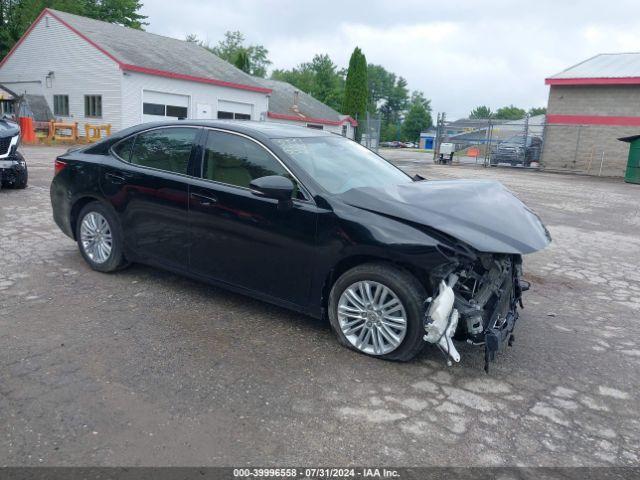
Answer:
129;127;198;175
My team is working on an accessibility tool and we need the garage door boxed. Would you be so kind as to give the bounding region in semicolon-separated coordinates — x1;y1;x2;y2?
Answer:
217;100;253;120
142;91;190;122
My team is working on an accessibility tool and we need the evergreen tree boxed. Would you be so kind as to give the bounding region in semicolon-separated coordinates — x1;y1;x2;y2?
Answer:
342;47;368;141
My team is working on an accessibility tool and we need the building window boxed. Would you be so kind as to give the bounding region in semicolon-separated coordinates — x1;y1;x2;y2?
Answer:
143;103;165;116
142;103;188;119
0;100;15;116
217;111;250;120
165;105;188;119
341;124;348;136
84;95;102;118
53;95;69;116
306;124;323;130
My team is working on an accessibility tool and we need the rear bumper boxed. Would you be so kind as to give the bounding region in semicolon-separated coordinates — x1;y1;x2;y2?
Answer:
50;176;75;239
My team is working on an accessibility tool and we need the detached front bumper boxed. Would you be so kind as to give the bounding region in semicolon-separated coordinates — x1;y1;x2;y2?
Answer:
0;152;27;185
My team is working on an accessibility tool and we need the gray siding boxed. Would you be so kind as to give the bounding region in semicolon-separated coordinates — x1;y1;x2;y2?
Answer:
0;12;122;131
547;85;640;116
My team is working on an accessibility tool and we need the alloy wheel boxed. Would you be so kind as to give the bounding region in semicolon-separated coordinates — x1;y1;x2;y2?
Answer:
337;280;407;355
80;212;113;264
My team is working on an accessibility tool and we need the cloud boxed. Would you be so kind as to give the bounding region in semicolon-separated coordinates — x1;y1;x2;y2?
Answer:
140;0;640;119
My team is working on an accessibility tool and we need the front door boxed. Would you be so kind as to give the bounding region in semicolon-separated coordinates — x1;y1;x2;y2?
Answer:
102;126;200;268
189;129;318;307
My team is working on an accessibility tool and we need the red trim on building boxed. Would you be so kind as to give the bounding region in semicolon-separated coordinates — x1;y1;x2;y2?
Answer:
267;111;358;127
545;77;640;86
1;8;272;94
121;64;271;93
546;114;640;126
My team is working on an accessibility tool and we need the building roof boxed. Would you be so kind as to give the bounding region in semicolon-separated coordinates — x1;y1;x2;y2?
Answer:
546;53;640;86
0;8;271;94
0;84;18;100
256;78;357;126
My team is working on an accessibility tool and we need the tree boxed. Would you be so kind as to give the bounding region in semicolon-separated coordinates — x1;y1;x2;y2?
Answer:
528;106;546;116
271;54;344;111
233;49;251;74
366;63;395;113
469;105;493;119
494;105;526;120
402;90;432;141
0;0;147;58
342;47;368;141
210;30;271;78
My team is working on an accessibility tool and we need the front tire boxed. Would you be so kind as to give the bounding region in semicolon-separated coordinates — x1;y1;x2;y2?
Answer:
12;165;28;189
76;202;129;272
328;263;427;361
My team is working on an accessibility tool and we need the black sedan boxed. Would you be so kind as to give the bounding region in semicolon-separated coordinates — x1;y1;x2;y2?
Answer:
50;121;550;367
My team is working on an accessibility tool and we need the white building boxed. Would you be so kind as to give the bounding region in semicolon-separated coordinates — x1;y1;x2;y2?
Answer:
0;8;356;138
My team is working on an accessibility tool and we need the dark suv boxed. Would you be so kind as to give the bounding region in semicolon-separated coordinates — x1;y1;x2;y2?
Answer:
491;135;542;166
0;117;28;189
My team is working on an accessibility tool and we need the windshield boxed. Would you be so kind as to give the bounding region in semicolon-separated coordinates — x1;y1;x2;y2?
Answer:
273;136;412;194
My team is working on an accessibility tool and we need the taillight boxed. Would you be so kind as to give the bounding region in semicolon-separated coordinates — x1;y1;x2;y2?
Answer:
54;159;67;175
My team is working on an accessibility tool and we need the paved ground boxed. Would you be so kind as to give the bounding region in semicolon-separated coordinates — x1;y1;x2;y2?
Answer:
1;145;639;467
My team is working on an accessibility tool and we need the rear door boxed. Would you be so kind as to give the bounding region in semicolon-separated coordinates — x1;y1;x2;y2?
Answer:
102;126;201;269
188;129;319;306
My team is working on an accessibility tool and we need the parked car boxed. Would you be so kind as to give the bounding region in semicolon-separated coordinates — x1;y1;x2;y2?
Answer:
50;121;550;368
491;135;542;166
0;117;28;189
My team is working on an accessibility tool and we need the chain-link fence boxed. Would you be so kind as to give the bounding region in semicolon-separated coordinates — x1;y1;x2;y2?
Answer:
359;112;381;152
432;114;630;177
433;114;546;169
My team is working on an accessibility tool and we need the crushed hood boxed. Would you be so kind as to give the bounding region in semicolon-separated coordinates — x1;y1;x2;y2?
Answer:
336;179;551;254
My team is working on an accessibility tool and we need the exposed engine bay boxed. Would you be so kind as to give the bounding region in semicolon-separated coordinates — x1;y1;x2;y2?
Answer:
424;248;529;372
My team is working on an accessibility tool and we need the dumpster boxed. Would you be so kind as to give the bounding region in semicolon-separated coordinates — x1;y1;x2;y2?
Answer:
618;135;640;184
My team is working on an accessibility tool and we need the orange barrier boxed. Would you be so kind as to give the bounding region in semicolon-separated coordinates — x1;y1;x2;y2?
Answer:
18;117;37;143
84;123;112;142
467;147;480;157
48;121;79;142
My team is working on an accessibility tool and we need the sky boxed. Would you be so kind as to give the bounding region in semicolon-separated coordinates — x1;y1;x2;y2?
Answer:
140;0;640;119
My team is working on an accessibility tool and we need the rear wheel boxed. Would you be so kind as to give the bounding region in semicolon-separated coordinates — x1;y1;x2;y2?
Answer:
76;202;129;272
328;263;427;361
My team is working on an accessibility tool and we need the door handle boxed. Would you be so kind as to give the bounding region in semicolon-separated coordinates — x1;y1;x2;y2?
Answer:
105;172;126;184
191;192;218;206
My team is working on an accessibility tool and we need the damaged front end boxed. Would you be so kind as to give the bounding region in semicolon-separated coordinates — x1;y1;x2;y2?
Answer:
424;247;530;372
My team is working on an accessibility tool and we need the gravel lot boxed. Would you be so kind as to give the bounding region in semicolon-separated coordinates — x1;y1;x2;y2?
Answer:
1;145;639;467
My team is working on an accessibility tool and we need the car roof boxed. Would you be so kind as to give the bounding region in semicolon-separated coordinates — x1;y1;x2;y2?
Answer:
117;120;334;140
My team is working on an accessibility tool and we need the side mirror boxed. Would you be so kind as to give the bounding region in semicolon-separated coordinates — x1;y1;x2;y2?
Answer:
250;175;294;201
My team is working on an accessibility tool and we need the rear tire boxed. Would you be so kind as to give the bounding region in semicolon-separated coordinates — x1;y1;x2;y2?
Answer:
328;263;427;361
76;201;129;272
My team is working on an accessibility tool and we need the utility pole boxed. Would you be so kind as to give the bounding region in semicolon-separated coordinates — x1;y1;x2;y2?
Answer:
522;113;530;164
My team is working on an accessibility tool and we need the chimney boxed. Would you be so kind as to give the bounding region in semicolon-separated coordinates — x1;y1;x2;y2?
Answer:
293;90;299;110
